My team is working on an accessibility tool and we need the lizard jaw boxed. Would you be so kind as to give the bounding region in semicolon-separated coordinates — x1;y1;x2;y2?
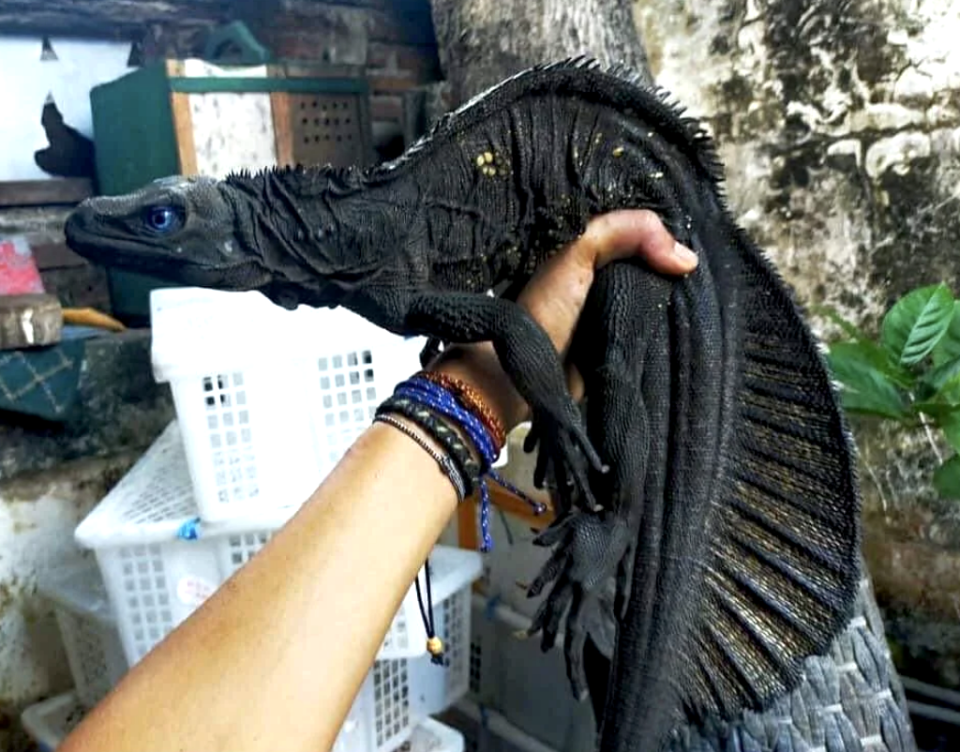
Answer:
64;204;271;291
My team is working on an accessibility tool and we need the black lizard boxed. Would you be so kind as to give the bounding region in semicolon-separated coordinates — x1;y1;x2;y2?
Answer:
63;59;862;752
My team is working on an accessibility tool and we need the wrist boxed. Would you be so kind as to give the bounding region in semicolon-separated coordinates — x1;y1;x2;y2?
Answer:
426;344;529;432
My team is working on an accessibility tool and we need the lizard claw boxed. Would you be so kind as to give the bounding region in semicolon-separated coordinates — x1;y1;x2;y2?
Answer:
524;414;600;514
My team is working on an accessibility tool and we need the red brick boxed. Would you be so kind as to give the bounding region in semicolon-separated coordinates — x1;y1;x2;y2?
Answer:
371;94;404;121
367;42;440;78
368;74;418;93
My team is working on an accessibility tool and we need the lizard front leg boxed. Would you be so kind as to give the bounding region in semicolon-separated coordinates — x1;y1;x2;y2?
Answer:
403;290;606;501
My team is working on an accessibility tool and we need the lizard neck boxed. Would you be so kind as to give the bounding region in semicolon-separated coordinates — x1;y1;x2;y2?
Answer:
224;165;414;297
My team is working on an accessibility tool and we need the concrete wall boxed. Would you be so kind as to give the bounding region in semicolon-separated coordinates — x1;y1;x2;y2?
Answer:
632;0;960;687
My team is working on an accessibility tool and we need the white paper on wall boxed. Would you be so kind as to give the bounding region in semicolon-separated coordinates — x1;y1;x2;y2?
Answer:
0;35;134;181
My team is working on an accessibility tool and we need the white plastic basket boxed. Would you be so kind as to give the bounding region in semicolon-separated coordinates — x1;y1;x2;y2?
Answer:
74;420;430;663
21;689;463;752
465;595;596;752
409;547;482;718
150;286;426;522
20;692;85;752
37;562;128;710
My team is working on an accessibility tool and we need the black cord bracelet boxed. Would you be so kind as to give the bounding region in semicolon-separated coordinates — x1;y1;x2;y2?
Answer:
376;395;481;496
373;413;467;502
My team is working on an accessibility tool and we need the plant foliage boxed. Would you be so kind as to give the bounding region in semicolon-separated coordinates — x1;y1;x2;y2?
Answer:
819;283;960;500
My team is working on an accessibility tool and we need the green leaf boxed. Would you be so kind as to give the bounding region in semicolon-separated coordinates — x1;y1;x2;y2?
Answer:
826;341;915;390
934;455;960;500
811;304;868;342
826;351;907;420
915;401;960;417
918;355;960;402
882;283;955;366
883;284;955;364
932;301;960;367
939;411;960;454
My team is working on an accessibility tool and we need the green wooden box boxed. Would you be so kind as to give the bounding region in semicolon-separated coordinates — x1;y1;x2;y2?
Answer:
89;58;373;324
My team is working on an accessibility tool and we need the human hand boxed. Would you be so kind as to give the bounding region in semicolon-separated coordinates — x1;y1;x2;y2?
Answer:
430;209;697;430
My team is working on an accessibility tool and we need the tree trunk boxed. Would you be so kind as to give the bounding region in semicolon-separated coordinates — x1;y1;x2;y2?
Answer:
428;0;651;106
426;1;920;750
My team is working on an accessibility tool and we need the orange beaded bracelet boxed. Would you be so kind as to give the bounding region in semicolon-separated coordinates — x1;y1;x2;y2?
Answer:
418;370;508;451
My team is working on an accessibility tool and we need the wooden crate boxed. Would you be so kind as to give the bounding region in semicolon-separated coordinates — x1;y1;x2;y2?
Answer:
89;58;374;323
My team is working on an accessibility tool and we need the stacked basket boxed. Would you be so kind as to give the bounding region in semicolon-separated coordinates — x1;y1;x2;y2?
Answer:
28;287;483;752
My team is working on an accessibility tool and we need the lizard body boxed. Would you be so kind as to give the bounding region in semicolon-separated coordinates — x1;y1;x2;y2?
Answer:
64;59;862;752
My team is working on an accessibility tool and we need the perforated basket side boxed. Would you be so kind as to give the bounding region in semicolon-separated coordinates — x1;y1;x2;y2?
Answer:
372;658;416;752
305;334;425;479
380;584;428;659
74;422;198;548
92;513;287;667
408;584;472;717
381;546;482;660
169;362;321;522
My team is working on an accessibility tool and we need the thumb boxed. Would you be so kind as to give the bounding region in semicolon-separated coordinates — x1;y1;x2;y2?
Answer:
574;209;698;273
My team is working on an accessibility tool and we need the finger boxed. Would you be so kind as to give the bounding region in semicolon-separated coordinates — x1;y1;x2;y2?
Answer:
516;210;695;354
575;209;698;273
527;548;567;596
516;250;594;353
566;361;585;401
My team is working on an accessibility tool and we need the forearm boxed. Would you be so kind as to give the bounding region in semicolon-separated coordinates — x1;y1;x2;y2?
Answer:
59;420;461;752
55;210;692;752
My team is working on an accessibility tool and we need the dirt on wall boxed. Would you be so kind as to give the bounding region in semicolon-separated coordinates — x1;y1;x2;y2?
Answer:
635;0;960;687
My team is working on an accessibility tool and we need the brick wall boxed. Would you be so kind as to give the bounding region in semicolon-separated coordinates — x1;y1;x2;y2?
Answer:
235;0;443;158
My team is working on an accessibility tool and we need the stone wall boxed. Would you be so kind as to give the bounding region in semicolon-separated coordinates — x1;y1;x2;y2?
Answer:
634;0;960;688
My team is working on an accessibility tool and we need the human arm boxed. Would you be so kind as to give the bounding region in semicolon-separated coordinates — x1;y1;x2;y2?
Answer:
58;209;694;752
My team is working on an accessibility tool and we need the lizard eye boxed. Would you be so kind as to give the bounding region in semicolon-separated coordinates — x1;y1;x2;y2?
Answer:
145;206;182;234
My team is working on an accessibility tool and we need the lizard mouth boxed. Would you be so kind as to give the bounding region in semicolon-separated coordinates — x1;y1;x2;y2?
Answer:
64;212;270;290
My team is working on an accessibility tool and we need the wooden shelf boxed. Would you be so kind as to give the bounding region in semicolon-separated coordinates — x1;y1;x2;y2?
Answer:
0;179;93;208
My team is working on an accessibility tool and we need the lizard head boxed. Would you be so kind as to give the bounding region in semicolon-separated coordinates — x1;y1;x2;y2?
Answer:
64;175;272;291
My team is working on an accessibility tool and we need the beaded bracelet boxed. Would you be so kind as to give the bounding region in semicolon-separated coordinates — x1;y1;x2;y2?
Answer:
375;396;481;495
417;370;507;450
373;413;467;502
374;375;546;663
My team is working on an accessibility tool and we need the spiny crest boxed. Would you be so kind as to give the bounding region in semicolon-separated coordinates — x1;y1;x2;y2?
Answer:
223;162;362;196
374;57;730;199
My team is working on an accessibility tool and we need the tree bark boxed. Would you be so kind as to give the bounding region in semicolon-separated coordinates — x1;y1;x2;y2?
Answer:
425;1;920;750
428;0;651;106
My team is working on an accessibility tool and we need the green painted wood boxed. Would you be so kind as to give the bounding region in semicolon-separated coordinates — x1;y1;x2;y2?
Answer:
89;63;182;322
167;76;368;94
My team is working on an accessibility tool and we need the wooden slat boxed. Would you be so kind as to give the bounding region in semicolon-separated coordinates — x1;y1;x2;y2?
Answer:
488;485;555;528
457;484;556;553
31;242;86;271
0;0;225;36
0;179;93;208
270;92;295;167
169;93;198;175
